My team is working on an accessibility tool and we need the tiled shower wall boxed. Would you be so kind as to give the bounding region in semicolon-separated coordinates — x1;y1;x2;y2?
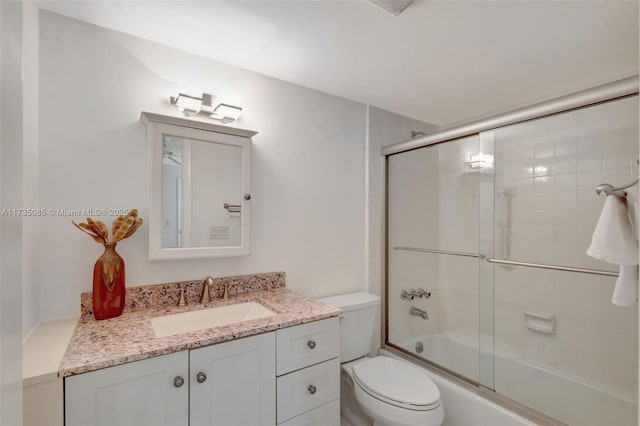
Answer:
384;95;639;417
493;96;639;397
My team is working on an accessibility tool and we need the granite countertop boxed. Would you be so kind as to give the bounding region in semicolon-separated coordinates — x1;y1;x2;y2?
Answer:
59;274;340;377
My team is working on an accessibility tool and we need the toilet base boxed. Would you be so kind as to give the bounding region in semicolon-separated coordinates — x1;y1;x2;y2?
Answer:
340;369;373;426
341;356;444;426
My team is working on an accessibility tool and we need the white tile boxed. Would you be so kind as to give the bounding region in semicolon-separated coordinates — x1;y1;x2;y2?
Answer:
603;168;633;188
533;176;553;193
554;191;577;210
555;173;577;192
577;158;603;172
534;142;554;159
554;210;577;228
555;140;577;156
577;170;603;190
555;157;577;174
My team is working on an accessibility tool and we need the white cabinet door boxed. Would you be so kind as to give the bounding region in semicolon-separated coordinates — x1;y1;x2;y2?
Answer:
190;332;276;426
65;351;189;426
278;400;340;426
276;358;340;424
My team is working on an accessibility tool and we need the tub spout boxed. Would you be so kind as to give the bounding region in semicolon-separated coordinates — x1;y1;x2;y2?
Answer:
410;306;428;319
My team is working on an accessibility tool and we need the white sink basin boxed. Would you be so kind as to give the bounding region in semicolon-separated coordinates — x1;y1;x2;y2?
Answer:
151;301;276;338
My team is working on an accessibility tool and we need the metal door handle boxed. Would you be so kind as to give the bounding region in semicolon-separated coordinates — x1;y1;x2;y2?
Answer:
196;372;207;383
173;376;184;388
307;340;316;349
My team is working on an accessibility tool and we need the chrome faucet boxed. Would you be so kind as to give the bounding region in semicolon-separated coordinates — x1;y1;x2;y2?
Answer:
401;288;431;300
410;306;428;319
200;276;213;303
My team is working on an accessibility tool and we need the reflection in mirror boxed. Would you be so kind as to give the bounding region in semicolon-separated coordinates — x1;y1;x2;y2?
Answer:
161;135;242;249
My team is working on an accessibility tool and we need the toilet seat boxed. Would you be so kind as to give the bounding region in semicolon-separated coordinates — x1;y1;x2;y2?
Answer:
352;357;441;411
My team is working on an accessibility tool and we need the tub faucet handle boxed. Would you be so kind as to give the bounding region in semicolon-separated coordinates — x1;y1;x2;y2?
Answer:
411;288;431;299
401;290;414;300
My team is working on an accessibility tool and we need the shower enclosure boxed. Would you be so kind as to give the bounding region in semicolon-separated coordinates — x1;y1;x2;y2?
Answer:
384;79;638;425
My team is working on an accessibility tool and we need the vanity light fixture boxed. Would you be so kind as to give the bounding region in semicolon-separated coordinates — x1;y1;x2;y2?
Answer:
170;93;203;116
468;153;494;170
170;92;242;123
213;103;242;123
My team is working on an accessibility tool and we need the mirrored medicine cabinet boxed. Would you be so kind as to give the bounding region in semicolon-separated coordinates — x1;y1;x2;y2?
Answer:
141;112;256;260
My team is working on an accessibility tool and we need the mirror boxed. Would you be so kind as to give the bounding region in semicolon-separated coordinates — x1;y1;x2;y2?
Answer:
142;112;256;260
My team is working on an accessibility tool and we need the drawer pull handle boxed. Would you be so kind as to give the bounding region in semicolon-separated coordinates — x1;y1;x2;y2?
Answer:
196;372;207;383
173;376;184;388
307;340;316;349
308;385;317;395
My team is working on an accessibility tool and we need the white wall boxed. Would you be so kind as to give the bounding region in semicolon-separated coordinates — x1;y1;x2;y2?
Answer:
37;11;366;321
0;1;24;424
22;1;40;338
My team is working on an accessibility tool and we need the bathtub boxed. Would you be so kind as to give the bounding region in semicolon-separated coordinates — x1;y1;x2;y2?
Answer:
399;331;637;426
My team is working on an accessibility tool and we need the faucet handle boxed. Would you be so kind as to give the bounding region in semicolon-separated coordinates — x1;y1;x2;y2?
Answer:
223;283;229;299
178;285;187;307
410;288;431;299
401;290;414;300
201;276;213;304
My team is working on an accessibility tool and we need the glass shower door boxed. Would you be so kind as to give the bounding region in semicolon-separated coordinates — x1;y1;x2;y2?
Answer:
386;134;490;384
490;96;638;425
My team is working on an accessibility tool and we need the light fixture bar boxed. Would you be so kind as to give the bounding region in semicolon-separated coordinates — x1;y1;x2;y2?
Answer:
170;92;242;123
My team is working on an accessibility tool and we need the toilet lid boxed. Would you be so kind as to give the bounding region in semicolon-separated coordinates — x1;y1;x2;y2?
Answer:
353;357;440;408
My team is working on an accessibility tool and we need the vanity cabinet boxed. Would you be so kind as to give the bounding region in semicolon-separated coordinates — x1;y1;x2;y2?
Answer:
190;332;275;425
65;318;340;426
65;351;189;426
275;317;340;425
65;332;275;426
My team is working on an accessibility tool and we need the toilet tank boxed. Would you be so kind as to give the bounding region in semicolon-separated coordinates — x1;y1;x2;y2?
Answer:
318;292;380;362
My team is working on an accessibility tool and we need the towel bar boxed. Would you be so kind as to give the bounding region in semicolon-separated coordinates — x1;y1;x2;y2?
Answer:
595;177;639;197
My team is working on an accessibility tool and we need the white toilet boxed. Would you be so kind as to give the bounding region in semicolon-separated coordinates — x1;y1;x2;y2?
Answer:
319;292;444;426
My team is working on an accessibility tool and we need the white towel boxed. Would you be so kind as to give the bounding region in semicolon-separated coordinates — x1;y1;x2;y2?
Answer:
586;192;639;306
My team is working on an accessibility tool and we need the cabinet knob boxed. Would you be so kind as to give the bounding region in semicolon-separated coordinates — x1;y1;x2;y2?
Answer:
173;376;184;388
308;385;317;395
307;340;316;349
196;372;207;383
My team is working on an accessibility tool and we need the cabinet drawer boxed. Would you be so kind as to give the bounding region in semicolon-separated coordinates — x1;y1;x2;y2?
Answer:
276;317;339;375
276;358;340;424
278;399;340;426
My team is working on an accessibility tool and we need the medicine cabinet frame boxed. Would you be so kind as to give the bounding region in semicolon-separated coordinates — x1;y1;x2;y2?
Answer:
141;111;256;260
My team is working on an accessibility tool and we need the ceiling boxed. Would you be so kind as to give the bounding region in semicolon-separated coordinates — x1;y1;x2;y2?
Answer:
38;0;638;128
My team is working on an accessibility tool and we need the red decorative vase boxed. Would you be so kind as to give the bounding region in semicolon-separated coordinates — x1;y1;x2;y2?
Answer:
92;243;125;320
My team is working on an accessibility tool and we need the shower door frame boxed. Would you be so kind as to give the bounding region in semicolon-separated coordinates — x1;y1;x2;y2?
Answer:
380;76;639;426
